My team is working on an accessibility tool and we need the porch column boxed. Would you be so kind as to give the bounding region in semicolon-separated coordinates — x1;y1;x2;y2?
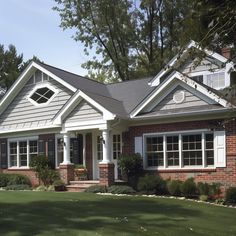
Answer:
59;132;74;184
99;128;114;186
62;133;71;164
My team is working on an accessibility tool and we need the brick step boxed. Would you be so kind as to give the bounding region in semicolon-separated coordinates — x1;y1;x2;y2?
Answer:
66;180;99;192
69;180;99;185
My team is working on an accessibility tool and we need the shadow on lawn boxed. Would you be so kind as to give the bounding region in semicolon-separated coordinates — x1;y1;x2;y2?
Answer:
0;194;201;235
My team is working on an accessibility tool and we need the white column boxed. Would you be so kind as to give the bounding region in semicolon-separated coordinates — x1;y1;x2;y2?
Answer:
62;133;71;164
101;129;111;163
83;133;86;167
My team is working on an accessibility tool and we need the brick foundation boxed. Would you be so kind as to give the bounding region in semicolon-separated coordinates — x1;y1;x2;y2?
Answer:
122;119;236;189
59;164;75;184
99;163;115;186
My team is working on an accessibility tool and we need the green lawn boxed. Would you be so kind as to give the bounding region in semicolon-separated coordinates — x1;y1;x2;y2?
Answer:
0;191;235;236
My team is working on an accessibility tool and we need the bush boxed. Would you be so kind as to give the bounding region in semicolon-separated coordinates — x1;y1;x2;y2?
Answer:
137;174;166;195
5;184;31;191
47;185;55;191
85;185;107;193
225;187;236;204
29;155;59;186
35;185;47;191
199;195;208;201
167;180;182;196
0;173;31;187
180;178;197;198
53;179;66;191
118;153;143;188
107;185;136;194
0;173;9;187
197;182;210;196
209;182;222;197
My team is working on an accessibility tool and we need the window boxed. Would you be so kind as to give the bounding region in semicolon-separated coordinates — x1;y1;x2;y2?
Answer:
97;136;103;161
146;136;164;167
167;136;179;166
192;75;203;83
9;139;38;168
113;134;121;160
144;131;215;169
9;142;17;167
30;87;55;104
206;72;225;89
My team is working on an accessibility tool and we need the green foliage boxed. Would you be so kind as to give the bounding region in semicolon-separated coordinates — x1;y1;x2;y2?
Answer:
199;195;208;202
0;173;31;187
52;179;65;187
209;182;222;197
137;174;166;195
0;44;23;91
215;198;226;205
35;185;47;191
107;185;136;194
225;187;236;204
118;153;143;188
167;180;183;196
47;185;55;191
85;185;107;193
180;178;197;198
29;155;59;186
5;184;31;191
197;182;210;196
54;0;195;82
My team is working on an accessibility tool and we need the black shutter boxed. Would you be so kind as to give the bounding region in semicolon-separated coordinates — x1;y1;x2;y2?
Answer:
0;139;8;169
38;140;45;155
48;139;55;168
71;138;80;164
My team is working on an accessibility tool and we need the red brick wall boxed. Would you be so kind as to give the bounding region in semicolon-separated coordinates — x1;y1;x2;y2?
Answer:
86;133;93;179
122;119;236;189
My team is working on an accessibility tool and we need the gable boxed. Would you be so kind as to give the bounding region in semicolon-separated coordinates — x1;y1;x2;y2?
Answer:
0;69;73;132
64;100;103;124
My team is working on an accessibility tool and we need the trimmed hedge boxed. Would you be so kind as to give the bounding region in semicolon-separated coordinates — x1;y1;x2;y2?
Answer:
0;173;31;187
5;184;31;191
180;178;197;198
85;185;107;193
107;185;136;194
167;180;182;196
225;187;236;204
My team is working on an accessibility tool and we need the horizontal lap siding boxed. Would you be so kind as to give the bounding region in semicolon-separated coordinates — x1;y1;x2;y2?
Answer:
0;76;73;129
153;86;208;111
65;100;103;124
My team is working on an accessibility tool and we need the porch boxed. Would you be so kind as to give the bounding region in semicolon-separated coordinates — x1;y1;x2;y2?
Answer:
58;126;122;186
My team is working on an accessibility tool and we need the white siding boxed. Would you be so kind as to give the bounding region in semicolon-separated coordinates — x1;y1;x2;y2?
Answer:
0;73;73;131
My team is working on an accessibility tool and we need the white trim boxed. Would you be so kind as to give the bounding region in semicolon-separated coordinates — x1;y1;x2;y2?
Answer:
149;40;230;87
131;71;234;118
142;129;218;170
53;90;115;125
27;82;58;107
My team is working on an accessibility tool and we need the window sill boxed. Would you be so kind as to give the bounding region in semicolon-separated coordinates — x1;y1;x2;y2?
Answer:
7;167;30;170
145;167;216;173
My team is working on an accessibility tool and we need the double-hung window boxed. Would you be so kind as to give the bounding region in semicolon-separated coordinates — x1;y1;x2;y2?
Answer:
9;138;38;168
144;131;222;169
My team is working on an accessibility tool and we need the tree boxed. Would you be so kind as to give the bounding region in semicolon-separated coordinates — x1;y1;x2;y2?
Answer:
20;55;43;72
54;0;194;82
0;44;23;91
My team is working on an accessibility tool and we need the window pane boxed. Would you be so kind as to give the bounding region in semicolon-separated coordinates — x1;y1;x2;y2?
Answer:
10;142;17;167
19;141;27;167
30;87;55;104
166;135;179;166
205;133;214;166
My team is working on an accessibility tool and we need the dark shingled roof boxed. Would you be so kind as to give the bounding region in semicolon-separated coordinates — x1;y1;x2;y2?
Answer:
38;62;155;117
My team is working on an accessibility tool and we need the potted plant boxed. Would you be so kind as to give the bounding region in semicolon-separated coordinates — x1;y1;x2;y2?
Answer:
53;179;66;191
74;164;88;180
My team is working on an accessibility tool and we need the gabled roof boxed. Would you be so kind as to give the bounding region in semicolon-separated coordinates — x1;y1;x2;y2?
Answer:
149;40;232;87
130;70;235;118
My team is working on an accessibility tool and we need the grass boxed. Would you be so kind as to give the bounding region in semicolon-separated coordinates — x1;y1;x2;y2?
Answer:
0;191;235;236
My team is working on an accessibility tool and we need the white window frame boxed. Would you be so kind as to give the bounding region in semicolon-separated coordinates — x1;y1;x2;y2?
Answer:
27;82;58;107
143;129;219;170
8;136;38;169
189;68;229;90
112;133;122;160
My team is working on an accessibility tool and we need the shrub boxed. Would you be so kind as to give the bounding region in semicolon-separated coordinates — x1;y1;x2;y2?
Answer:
225;187;236;204
118;153;143;188
47;185;55;191
53;179;66;191
0;173;9;187
35;185;47;191
5;184;31;191
209;182;222;198
0;173;31;187
167;180;182;196
85;185;107;193
199;195;208;202
180;178;197;198
107;185;136;194
29;155;59;186
197;182;210;196
137;174;166;195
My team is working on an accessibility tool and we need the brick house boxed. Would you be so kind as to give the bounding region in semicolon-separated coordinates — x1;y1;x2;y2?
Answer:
0;41;235;189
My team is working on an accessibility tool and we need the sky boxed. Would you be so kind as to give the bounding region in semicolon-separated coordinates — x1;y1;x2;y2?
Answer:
0;0;89;75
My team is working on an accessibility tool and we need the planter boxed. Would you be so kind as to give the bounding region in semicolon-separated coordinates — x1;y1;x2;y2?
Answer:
74;168;88;180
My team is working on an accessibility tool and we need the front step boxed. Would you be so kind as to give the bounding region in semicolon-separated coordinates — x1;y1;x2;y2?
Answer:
66;180;99;192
